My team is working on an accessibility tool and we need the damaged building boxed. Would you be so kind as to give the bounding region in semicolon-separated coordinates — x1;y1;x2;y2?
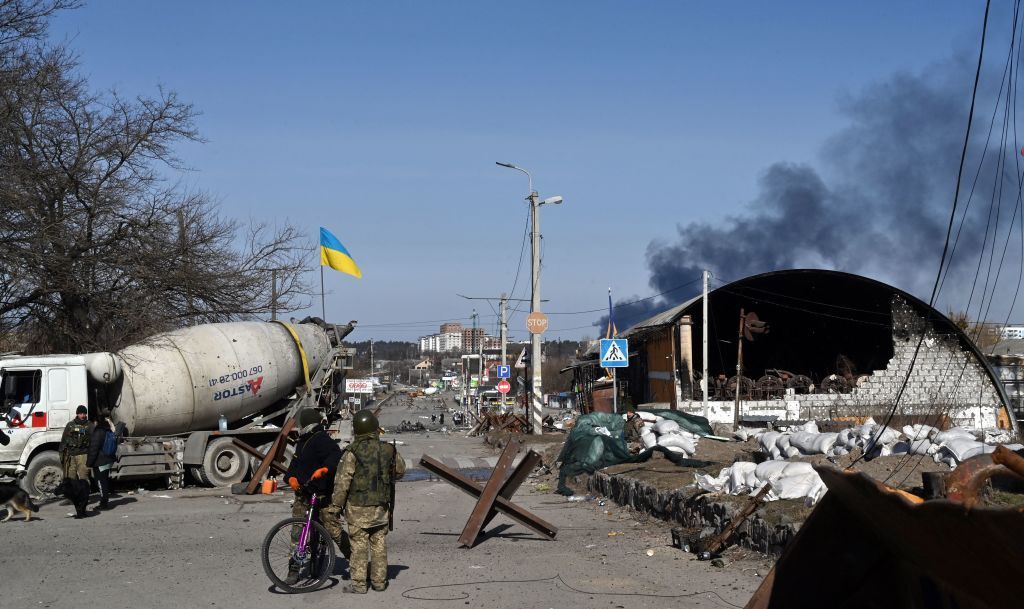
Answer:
573;270;1016;432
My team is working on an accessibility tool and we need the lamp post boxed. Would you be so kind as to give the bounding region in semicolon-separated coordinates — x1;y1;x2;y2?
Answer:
496;162;563;435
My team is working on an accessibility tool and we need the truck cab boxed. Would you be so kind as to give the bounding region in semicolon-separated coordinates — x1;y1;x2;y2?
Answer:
1;354;90;494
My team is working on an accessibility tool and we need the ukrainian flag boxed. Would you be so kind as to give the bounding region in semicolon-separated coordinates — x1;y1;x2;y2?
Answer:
319;227;362;278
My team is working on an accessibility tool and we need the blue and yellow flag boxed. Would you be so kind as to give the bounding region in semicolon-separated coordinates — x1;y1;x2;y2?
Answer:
319;227;362;278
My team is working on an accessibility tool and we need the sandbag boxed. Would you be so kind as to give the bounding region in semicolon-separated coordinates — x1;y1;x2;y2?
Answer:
773;463;826;503
657;434;696;454
653;419;681;435
801;420;820;434
788;431;819;454
728;462;759;493
733;427;765;441
640;431;658;449
754;460;789;481
902;424;938;441
635;411;659;423
941;438;990;463
909;438;932;455
933;428;977;445
811;433;839;454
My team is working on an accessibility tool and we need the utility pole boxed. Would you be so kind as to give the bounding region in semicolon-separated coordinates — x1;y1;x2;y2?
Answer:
500;293;508;367
528;190;543;435
370;339;374;381
702;270;709;419
496;161;563;436
734;308;744;431
472;309;479;415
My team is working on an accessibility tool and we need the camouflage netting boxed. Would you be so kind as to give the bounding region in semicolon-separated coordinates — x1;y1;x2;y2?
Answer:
556;410;713;495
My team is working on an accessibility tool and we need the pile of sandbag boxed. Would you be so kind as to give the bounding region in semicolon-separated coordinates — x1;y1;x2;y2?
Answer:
897;424;1022;468
631;411;701;457
748;418;1022;468
758;421;845;459
695;460;828;504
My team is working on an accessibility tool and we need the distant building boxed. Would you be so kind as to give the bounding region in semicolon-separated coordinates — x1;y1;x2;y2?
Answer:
440;322;463;334
418;332;462;353
462;327;485;352
1001;326;1024;340
419;324;497;354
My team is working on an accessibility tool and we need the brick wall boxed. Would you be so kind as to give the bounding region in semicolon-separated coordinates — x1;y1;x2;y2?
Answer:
676;297;1005;428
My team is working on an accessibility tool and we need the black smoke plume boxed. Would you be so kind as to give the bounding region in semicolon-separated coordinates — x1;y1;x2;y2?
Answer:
601;52;1017;332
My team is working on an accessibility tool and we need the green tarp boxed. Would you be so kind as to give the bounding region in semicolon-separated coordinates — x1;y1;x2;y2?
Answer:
556;409;713;495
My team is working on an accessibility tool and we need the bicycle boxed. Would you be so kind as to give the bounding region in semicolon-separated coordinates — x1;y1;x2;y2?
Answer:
260;483;336;593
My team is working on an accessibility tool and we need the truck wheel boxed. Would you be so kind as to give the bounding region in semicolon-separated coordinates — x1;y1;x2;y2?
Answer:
249;441;295;474
24;450;63;498
197;437;250;487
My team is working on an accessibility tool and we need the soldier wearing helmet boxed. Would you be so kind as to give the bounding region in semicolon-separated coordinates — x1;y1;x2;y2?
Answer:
329;409;405;594
283;407;350;585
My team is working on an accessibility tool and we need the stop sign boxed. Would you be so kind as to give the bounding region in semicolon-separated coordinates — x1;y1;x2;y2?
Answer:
497;379;511;394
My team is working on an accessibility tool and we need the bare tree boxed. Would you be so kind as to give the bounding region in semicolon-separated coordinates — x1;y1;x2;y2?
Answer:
0;2;312;353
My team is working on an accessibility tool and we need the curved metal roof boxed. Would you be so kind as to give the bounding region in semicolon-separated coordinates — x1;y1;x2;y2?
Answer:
622;269;1014;430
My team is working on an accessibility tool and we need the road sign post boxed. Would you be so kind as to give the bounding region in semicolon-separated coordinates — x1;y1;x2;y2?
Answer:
600;339;629;414
497;365;511;379
497;379;511;395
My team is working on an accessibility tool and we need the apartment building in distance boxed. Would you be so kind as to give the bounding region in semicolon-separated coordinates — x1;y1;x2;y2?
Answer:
419;322;499;354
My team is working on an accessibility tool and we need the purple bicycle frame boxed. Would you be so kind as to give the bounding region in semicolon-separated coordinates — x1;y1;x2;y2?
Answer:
297;493;319;553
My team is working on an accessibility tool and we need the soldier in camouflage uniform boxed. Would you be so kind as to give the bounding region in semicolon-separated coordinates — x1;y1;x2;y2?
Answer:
59;405;92;518
330;410;405;594
284;408;350;585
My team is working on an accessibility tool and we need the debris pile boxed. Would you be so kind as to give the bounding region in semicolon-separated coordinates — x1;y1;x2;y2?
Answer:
468;412;530;436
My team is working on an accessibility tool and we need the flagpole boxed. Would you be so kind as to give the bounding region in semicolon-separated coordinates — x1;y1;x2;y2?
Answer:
320;265;326;320
609;287;617;414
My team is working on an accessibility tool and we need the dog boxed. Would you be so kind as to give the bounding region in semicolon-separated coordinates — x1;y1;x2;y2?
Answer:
0;482;38;522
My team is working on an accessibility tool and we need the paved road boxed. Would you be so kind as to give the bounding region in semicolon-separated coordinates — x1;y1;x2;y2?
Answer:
2;395;766;609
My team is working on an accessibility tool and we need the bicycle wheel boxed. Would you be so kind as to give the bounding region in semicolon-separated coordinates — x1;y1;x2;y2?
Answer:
261;517;336;593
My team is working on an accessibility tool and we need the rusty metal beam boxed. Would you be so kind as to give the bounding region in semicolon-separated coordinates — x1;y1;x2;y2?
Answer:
944;446;1024;509
480;449;542;531
232;438;289;476
419;453;557;546
700;482;772;555
458;439;521;546
244;417;295;495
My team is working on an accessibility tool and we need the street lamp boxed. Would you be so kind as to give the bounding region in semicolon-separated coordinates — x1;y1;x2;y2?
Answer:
496;161;564;435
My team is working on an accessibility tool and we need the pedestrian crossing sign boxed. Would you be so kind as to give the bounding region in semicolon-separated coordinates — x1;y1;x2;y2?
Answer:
600;338;629;368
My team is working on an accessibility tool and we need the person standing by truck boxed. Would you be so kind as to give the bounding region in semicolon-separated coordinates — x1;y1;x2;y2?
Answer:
59;405;91;518
86;413;116;510
284;408;350;585
329;410;405;594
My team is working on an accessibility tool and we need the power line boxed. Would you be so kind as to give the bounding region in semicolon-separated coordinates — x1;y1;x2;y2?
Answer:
545;277;703;316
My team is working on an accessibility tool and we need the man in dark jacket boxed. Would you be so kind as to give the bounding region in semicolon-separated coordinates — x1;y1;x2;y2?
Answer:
284;408;350;584
87;414;116;510
59;405;92;518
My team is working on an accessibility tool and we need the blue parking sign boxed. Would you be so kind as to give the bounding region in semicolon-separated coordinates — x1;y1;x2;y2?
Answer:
497;365;511;379
600;338;629;368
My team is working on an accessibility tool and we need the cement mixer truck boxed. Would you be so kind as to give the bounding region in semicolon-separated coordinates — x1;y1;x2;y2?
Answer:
0;318;356;497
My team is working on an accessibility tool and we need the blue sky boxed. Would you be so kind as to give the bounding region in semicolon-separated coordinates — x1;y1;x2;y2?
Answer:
50;1;987;341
